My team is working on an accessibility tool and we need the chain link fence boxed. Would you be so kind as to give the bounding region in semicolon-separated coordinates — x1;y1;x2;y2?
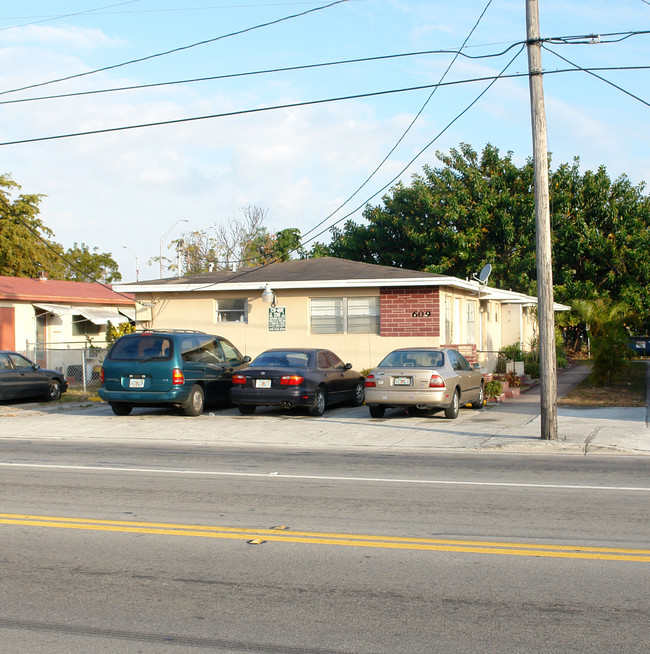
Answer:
23;343;110;394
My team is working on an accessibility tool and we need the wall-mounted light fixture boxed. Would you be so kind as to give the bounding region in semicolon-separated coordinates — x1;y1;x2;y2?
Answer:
261;284;276;306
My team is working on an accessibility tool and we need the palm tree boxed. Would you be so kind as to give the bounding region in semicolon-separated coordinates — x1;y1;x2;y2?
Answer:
572;299;636;385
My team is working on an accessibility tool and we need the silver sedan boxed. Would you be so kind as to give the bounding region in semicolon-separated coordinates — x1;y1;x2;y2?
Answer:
364;347;484;419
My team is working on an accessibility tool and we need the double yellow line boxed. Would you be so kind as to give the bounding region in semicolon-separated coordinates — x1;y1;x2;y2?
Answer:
2;513;649;562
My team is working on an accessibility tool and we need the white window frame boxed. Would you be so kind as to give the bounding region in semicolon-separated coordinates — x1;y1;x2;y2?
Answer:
466;300;477;344
216;298;247;323
310;296;379;334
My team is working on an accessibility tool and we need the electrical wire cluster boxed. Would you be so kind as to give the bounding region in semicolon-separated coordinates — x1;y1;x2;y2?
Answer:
1;1;649;284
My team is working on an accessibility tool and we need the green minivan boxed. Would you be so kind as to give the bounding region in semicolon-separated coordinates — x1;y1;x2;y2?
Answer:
99;330;249;416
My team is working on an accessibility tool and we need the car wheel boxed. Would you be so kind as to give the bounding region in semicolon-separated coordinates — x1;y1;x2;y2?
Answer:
45;380;62;401
368;405;385;418
110;402;132;416
238;404;256;415
182;384;205;416
445;390;460;419
308;387;326;416
471;383;485;409
351;381;365;406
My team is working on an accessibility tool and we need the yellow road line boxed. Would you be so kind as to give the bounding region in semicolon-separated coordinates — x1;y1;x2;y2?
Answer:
1;513;649;562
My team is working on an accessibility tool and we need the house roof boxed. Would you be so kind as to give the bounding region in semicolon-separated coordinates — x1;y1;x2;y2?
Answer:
116;257;471;291
0;275;134;306
113;257;569;311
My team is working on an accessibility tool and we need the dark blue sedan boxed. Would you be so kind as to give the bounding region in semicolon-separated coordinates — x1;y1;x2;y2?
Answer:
230;348;365;416
0;351;68;402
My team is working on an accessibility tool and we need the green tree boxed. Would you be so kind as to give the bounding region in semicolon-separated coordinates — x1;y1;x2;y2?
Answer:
572;299;636;386
314;143;650;331
63;242;121;283
1;174;122;282
0;174;66;277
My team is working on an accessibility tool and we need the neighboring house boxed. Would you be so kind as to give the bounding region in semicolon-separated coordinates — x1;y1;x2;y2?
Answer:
0;273;135;353
113;257;568;372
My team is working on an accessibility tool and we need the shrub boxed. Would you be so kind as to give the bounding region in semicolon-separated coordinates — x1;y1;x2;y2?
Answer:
484;379;503;399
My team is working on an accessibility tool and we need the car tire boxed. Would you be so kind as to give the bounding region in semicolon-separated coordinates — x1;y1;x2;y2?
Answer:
308;387;326;416
471;384;485;409
182;384;205;416
351;381;365;406
368;405;385;418
445;390;460;419
110;402;132;416
238;404;256;415
45;380;62;401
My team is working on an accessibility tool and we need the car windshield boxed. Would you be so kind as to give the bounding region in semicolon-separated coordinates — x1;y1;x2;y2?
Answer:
109;335;172;361
252;351;309;369
377;350;444;368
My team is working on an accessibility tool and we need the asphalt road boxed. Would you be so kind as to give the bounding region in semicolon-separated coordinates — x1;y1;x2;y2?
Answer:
1;441;649;653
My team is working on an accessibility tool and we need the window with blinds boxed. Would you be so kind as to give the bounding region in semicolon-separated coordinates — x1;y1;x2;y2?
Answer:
310;297;379;334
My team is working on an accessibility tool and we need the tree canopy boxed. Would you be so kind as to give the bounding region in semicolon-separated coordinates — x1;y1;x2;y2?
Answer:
1;174;121;283
313;143;650;332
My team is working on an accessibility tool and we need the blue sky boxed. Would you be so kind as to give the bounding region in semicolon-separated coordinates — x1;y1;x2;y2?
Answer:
1;1;649;281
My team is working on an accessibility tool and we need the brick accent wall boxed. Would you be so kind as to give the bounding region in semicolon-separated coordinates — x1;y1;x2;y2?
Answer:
380;287;439;337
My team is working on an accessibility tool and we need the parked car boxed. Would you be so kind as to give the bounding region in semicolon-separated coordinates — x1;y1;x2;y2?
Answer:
230;348;365;416
0;351;68;402
99;330;249;416
364;347;484;419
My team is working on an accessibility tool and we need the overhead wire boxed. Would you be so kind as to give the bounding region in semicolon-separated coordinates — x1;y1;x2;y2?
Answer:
0;0;348;97
0;42;526;106
171;43;527;291
543;45;650;109
299;0;495;243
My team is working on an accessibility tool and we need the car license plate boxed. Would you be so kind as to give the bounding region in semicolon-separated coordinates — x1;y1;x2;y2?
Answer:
129;378;145;388
255;379;272;388
393;376;412;386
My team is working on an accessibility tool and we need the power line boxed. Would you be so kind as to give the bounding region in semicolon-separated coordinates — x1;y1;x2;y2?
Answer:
0;43;525;106
5;65;650;148
0;0;348;97
299;0;495;242
175;43;527;283
543;45;650;109
0;1;142;31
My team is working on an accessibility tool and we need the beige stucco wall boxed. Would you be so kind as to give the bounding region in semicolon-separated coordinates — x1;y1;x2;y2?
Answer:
5;302;119;351
136;287;536;373
139;288;449;371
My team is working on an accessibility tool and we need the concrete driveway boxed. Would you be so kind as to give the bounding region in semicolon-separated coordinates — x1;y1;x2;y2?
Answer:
1;364;648;456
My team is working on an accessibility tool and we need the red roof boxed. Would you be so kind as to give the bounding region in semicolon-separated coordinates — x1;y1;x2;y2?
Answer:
0;275;134;306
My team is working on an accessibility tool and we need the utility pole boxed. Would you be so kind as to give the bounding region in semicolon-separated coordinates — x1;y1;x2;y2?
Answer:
526;0;557;440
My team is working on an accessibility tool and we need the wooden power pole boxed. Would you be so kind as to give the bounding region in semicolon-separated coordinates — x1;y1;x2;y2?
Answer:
526;0;558;440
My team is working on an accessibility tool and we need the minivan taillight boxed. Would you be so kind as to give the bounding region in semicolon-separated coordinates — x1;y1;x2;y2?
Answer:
100;367;105;385
365;374;376;387
172;368;184;385
429;374;445;388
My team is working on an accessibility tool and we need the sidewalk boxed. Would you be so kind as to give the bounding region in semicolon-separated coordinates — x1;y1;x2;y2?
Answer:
475;363;650;455
0;364;648;456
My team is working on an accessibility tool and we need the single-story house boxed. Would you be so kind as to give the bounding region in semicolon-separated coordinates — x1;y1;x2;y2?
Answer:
0;273;135;352
113;257;568;372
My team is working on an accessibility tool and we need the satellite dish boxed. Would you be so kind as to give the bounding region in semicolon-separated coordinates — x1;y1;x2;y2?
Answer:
477;263;492;284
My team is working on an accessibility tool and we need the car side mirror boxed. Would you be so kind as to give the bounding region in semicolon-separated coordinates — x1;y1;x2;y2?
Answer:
243;356;251;363
345;363;353;370
472;363;480;370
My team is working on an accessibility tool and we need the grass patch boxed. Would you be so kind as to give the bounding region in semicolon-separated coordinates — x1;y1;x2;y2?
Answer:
559;361;647;407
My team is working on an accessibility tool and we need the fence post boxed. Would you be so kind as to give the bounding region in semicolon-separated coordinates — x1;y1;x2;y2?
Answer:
82;348;88;393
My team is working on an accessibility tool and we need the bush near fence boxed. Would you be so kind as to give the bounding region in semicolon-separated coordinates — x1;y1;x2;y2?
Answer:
23;344;109;393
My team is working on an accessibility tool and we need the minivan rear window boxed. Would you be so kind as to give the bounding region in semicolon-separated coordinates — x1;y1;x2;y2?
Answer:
109;335;173;361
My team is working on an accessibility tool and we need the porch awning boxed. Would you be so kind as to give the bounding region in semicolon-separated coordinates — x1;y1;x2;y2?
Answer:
33;303;130;325
76;307;130;325
33;303;74;316
118;307;136;321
